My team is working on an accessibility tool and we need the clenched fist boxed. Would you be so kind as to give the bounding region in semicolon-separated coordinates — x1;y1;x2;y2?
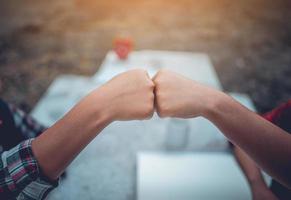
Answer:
98;69;155;121
153;69;224;118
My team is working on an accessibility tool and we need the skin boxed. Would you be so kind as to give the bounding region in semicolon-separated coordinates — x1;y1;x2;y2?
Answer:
233;146;278;200
31;68;291;192
32;69;155;180
153;69;291;189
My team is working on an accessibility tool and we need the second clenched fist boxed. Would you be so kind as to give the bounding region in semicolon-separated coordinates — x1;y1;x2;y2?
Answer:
99;69;155;121
153;69;220;118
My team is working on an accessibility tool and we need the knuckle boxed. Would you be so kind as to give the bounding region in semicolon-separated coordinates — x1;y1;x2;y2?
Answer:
153;70;162;80
147;80;155;88
154;71;169;85
139;69;148;76
153;76;162;85
132;69;147;77
158;68;169;75
130;69;139;74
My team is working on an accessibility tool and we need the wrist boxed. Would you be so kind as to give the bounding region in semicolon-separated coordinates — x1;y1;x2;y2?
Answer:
95;85;118;123
91;103;113;128
201;90;231;120
93;96;114;126
80;88;114;131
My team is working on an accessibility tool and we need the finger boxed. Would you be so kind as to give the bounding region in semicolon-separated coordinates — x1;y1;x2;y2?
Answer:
144;69;151;79
141;70;155;88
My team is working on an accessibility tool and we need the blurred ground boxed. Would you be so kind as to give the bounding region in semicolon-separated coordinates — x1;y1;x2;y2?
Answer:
0;0;291;113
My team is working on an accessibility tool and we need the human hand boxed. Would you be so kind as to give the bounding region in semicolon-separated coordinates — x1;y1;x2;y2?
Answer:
97;69;155;121
251;183;278;200
31;69;154;181
153;69;225;118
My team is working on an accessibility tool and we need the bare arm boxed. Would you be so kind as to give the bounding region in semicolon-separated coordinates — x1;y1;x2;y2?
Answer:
233;145;266;187
31;92;110;181
32;69;154;180
233;145;278;200
153;69;291;188
205;94;291;188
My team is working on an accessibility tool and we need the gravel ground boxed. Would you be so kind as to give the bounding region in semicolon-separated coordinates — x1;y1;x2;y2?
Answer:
0;0;291;113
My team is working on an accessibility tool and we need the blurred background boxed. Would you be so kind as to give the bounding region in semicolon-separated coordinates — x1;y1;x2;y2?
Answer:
0;0;291;114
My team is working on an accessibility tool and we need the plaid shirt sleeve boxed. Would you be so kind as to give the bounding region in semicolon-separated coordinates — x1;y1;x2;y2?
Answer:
0;139;58;200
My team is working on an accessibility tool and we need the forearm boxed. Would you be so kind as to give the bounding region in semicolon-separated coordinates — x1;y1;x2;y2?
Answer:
31;88;112;180
30;69;154;181
204;92;291;188
152;69;281;196
233;145;267;187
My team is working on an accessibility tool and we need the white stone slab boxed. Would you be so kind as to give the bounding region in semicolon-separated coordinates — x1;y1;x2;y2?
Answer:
137;152;252;200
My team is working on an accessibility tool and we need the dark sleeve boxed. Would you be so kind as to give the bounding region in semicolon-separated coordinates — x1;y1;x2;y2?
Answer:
0;99;47;152
8;103;47;139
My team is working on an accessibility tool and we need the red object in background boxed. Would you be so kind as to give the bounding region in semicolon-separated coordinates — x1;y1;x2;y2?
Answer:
113;37;133;60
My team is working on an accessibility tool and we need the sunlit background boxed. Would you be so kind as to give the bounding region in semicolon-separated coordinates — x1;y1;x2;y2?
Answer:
1;0;291;199
0;0;291;113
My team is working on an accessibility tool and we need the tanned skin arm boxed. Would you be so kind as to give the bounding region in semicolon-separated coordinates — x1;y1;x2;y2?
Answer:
153;69;291;189
233;145;278;200
32;69;155;180
206;95;291;188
